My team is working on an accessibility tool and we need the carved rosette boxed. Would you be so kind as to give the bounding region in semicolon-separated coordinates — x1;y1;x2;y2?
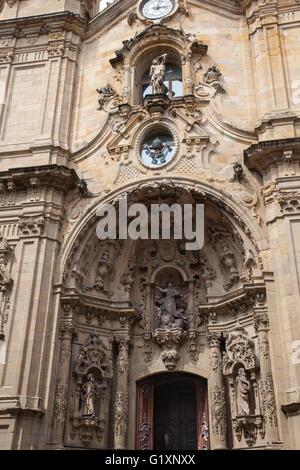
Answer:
152;327;187;370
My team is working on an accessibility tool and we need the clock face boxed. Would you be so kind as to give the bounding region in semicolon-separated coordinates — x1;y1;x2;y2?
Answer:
141;0;175;20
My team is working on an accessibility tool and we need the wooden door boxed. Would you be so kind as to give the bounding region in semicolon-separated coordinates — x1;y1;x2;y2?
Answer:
136;374;210;450
136;381;153;450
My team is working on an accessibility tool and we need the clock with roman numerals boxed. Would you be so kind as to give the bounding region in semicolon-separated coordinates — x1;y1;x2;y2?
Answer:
140;0;175;20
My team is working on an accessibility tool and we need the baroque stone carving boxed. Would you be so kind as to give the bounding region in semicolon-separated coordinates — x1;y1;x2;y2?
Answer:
155;283;187;330
114;391;129;437
71;334;113;447
93;250;113;297
230;162;244;183
96;84;119;112
223;324;265;447
203;66;225;94
210;385;227;440
152;327;187;370
18;215;45;237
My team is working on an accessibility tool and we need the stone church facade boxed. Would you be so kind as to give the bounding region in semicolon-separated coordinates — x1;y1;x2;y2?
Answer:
0;0;299;450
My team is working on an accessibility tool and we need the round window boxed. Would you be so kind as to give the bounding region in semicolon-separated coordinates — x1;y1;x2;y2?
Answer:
140;132;175;168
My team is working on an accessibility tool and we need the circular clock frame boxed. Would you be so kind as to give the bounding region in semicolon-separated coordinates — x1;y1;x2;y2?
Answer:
139;0;176;21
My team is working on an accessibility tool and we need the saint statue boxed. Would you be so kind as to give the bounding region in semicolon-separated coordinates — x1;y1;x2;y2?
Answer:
235;368;250;416
80;374;98;417
149;54;167;95
155;282;187;330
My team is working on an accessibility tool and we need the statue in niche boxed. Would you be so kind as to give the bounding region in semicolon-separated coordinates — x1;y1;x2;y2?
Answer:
80;374;99;418
155;282;187;330
235;368;250;416
150;54;167;95
203;65;225;94
94;250;112;296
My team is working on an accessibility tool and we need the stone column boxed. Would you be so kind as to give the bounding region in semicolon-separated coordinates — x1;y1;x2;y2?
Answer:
182;53;193;95
123;64;131;103
207;332;227;449
50;302;77;447
113;336;131;450
254;313;280;443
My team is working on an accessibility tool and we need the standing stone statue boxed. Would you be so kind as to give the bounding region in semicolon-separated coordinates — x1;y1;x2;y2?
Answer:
150;54;167;95
80;374;98;417
235;368;250;416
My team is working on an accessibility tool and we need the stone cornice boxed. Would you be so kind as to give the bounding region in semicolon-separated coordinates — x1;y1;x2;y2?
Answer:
0;11;87;38
244;138;300;172
0;164;79;192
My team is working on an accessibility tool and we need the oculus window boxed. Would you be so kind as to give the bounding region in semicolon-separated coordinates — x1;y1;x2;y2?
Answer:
140;131;175;168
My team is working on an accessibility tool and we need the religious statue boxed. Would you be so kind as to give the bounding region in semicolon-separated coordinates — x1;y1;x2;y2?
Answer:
235;368;250;416
96;83;115;109
155;282;187;330
149;54;167;95
80;374;98;417
93;250;112;296
203;65;225;93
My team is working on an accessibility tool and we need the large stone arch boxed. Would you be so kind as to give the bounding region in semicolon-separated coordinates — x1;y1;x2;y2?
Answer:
49;176;280;451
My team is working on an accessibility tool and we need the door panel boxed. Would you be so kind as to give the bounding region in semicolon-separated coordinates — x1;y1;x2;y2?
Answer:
137;374;209;451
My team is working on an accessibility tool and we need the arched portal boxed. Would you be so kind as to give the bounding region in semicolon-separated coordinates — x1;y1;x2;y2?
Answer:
50;178;279;450
136;372;209;451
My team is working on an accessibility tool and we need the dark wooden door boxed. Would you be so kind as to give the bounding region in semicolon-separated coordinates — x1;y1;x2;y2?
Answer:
136;374;209;450
153;377;197;450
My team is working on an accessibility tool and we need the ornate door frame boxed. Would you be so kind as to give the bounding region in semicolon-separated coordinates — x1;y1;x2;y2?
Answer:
136;373;209;450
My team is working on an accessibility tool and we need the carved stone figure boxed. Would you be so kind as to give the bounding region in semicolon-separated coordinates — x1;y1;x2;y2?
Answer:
80;374;98;417
96;84;116;110
230;163;244;183
155;282;187;330
149;54;167;95
94;250;113;296
203;65;225;93
77;179;92;198
235;368;250;416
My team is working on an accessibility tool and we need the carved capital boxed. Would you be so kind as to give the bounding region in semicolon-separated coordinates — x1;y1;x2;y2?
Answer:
18;215;45;237
254;313;269;333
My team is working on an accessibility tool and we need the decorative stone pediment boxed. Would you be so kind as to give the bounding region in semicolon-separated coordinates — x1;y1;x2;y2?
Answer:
110;23;207;69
